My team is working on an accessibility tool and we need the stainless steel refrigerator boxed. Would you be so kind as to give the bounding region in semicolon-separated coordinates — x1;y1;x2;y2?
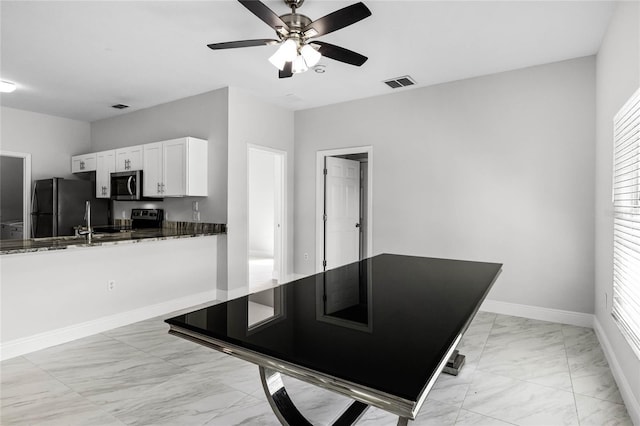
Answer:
31;178;109;238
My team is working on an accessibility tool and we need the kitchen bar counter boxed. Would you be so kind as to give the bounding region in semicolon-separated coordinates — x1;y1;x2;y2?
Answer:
0;222;226;255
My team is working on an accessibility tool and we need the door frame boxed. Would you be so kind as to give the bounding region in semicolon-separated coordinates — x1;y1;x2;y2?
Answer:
247;144;287;288
0;150;32;239
315;146;373;273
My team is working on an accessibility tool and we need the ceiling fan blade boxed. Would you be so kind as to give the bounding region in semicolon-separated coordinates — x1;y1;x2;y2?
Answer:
279;62;293;78
311;41;368;66
207;39;279;50
238;0;289;31
303;2;371;38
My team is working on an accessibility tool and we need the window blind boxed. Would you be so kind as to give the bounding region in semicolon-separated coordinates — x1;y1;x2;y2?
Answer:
613;87;640;359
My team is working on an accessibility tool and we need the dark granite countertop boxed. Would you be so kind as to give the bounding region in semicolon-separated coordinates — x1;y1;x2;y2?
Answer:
0;223;226;255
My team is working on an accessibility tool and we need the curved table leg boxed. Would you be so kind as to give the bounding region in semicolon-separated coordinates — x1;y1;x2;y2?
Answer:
259;366;408;426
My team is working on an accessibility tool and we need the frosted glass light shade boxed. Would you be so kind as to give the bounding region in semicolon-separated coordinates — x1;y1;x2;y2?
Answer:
292;55;308;74
268;39;297;70
300;44;321;67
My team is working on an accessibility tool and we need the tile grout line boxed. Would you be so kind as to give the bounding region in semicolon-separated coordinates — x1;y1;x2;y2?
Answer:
560;325;582;426
6;355;127;425
454;313;497;424
454;313;519;426
99;326;265;419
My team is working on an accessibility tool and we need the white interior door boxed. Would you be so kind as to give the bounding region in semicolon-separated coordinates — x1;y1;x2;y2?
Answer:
248;146;285;289
325;157;360;270
273;154;283;281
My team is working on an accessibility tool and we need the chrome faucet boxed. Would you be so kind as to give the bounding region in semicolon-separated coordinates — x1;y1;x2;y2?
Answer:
78;200;92;243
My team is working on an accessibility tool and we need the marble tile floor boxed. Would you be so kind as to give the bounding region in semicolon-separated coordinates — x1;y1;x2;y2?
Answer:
0;311;633;426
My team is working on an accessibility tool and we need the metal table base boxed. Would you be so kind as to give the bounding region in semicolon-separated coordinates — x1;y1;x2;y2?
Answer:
260;366;411;426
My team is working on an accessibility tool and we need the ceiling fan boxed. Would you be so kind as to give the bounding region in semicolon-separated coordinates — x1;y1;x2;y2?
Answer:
207;0;372;78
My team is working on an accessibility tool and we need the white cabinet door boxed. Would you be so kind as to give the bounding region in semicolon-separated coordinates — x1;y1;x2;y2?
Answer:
143;142;163;197
163;139;187;197
95;150;116;198
142;137;207;198
183;137;208;196
71;153;97;173
115;145;144;172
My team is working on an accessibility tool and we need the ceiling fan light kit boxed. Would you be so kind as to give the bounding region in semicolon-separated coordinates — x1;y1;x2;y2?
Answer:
269;38;297;70
207;0;372;78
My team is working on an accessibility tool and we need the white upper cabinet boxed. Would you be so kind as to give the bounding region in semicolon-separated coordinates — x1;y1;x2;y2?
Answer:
143;137;207;198
143;142;163;197
95;150;116;198
115;145;143;172
71;153;97;173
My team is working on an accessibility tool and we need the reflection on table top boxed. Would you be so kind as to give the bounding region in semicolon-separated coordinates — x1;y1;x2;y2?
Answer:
166;254;502;418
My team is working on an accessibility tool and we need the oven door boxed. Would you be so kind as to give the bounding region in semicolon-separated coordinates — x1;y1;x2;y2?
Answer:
111;171;142;200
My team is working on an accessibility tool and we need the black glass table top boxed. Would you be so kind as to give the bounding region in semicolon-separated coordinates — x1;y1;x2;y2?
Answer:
166;254;502;414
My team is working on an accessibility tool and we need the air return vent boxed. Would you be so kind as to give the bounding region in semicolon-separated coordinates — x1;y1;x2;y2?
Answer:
111;104;129;109
383;75;416;89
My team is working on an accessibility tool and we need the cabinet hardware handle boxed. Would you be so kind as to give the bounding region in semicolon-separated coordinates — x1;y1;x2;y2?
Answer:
80;160;85;170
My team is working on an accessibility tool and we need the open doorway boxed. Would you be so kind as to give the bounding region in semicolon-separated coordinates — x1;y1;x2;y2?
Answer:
316;146;373;272
0;151;31;240
248;145;286;291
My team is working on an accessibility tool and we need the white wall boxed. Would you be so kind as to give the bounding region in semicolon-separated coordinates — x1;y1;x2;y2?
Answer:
594;1;640;420
227;87;294;294
90;88;229;223
1;236;218;359
0;106;90;180
294;56;596;315
249;148;276;258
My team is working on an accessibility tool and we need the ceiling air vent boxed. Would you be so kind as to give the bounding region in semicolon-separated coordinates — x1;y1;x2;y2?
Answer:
383;75;416;89
111;104;129;109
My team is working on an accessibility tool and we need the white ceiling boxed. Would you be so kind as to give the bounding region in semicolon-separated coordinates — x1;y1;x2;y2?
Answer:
0;1;615;123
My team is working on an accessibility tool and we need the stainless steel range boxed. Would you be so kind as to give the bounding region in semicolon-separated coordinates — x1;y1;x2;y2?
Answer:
131;208;164;229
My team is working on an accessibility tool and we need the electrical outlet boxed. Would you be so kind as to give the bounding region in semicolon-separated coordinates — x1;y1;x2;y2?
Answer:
304;253;309;261
121;210;126;219
192;201;199;211
108;280;115;291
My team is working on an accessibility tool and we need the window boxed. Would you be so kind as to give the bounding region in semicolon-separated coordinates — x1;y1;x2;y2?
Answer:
612;87;640;358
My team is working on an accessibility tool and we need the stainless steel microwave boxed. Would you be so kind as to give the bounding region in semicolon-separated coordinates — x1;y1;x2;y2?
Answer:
111;170;142;200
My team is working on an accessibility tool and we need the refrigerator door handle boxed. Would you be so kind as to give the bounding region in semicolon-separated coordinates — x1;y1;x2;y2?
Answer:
31;181;38;213
31;181;38;237
127;176;134;196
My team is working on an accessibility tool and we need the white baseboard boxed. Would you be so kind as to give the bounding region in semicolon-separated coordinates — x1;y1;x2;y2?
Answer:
479;299;594;328
593;318;640;426
0;290;217;361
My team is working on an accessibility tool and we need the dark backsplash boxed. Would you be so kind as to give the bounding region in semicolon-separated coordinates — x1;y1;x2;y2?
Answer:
114;219;226;234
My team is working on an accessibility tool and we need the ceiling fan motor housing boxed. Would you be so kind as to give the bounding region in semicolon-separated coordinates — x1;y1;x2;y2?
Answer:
279;13;312;42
